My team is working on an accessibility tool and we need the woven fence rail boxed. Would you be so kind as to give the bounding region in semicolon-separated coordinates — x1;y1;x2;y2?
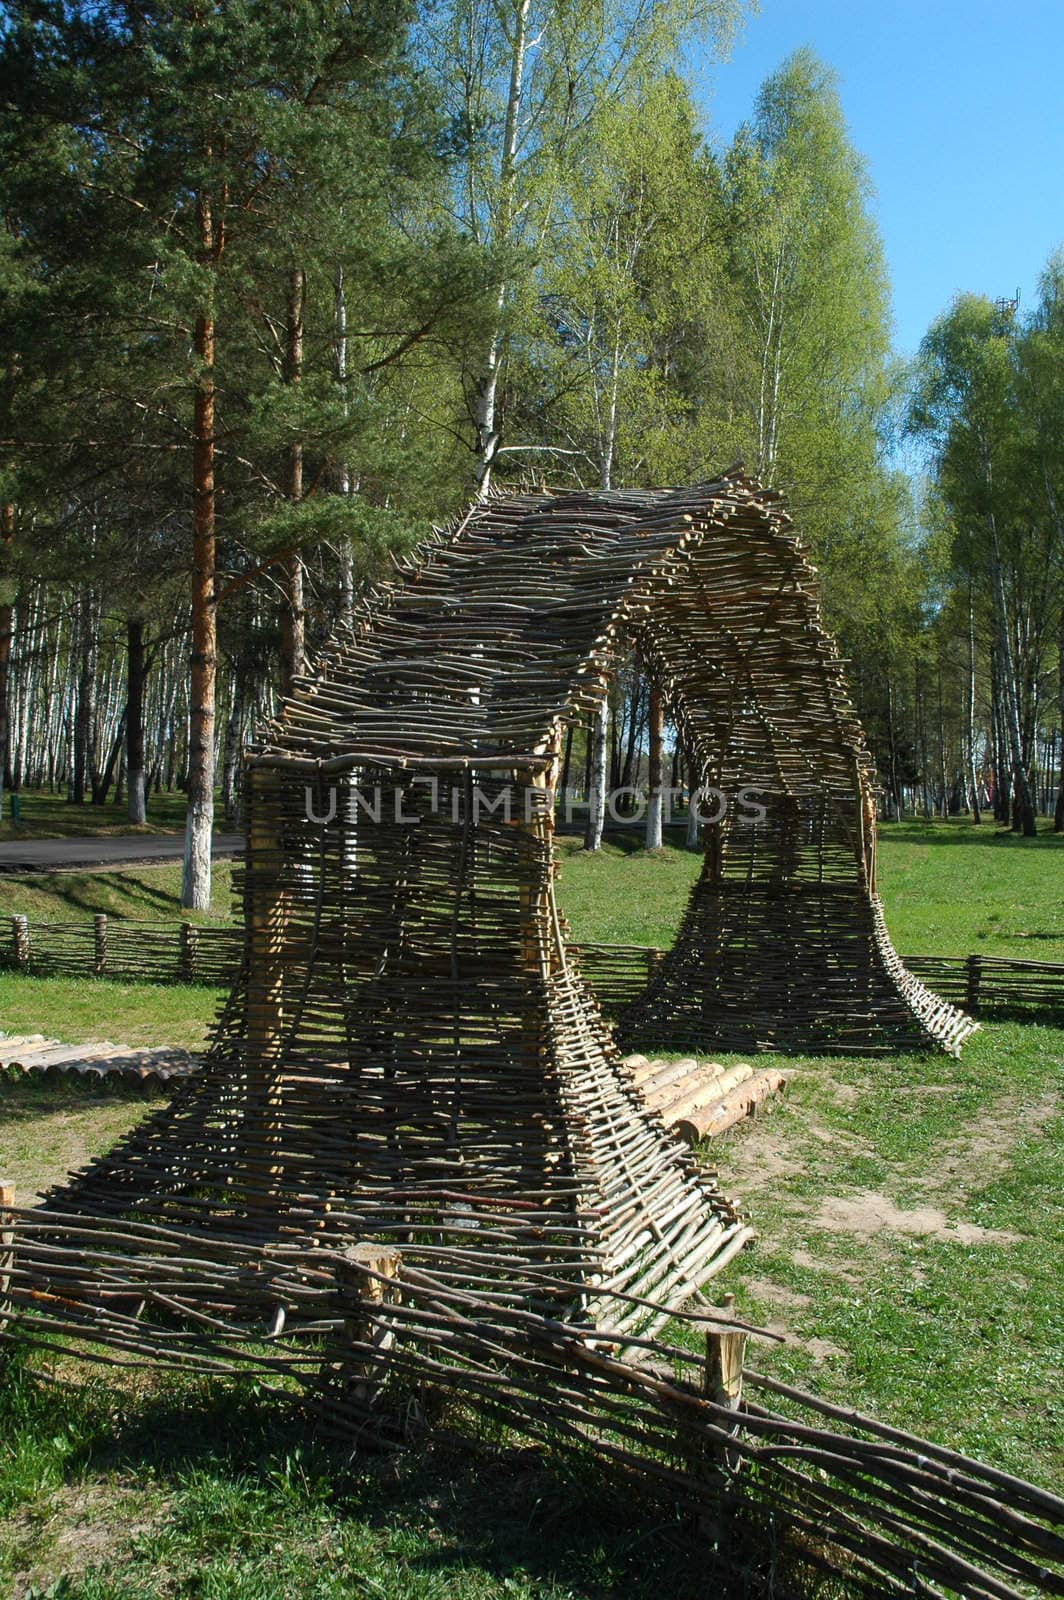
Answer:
3;915;1063;1023
2;914;242;986
902;953;1064;1017
3;1216;1063;1600
574;941;1064;1024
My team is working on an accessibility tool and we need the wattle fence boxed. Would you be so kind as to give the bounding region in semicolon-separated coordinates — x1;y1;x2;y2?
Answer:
3;913;1064;1023
3;913;241;986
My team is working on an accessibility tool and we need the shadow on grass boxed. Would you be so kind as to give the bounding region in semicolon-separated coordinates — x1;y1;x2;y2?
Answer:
14;869;183;920
555;826;697;858
0;1352;831;1600
1;1075;167;1115
0;788;188;843
879;818;1064;849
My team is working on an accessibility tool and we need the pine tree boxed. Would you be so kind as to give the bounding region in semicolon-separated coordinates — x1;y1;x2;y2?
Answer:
0;1;492;902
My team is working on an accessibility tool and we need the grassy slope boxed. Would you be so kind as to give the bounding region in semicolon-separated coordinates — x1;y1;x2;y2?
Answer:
0;861;236;923
0;787;190;841
1;819;1062;1596
555;816;1064;960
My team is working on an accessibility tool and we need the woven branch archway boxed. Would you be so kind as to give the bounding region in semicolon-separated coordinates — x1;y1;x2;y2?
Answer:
3;468;972;1333
261;466;974;1061
11;477;1064;1600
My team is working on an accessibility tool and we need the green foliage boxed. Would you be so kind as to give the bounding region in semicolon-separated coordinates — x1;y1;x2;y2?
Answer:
0;0;498;620
907;282;1063;819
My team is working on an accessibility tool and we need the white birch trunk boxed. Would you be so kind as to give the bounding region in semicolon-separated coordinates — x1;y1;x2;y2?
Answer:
584;700;607;852
644;683;663;849
334;263;356;628
473;0;531;499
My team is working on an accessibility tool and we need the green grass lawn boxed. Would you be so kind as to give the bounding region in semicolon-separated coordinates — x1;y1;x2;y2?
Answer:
0;861;237;924
872;817;1064;959
0;973;224;1050
555;815;1064;959
0;817;1062;1597
0;787;192;841
696;1020;1064;1488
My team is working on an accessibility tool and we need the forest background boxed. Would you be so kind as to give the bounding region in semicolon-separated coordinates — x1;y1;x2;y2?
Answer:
1;0;1062;907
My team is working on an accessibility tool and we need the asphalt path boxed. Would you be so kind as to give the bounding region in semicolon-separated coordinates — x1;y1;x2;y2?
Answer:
0;831;244;874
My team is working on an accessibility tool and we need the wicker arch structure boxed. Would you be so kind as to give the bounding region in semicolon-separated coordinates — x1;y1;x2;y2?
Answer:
9;476;1064;1600
4;468;971;1341
256;466;972;1059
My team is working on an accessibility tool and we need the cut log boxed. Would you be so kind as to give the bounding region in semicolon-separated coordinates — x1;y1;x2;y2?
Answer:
675;1070;787;1144
658;1063;753;1123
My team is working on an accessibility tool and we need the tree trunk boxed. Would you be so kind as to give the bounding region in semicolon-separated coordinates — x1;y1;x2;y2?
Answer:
94;712;126;807
472;0;531;498
645;682;663;850
967;587;981;824
985;501;1036;834
686;756;701;850
990;653;1011;824
221;673;245;823
884;676;900;821
335;264;356;628
584;701;607;852
127;616;148;825
621;677;642;793
559;724;573;808
0;501;13;818
73;590;99;805
182;191;219;911
280;265;306;698
1049;608;1056;838
937;668;948;818
12;582;36;792
609;698;621;791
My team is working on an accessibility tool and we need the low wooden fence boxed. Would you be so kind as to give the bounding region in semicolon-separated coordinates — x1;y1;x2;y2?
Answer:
4;914;242;987
903;952;1064;1015
566;941;666;1014
569;941;1064;1023
4;915;1064;1021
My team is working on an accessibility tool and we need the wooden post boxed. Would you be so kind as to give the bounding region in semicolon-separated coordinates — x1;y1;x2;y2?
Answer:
179;921;198;984
704;1293;747;1471
645;682;664;849
0;1184;14;1330
11;914;28;972
237;767;288;1199
966;953;982;1015
335;1242;402;1410
518;754;561;1078
93;913;107;976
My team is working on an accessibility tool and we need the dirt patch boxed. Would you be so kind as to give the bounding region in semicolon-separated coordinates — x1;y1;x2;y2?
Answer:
716;1131;803;1199
744;1277;811;1311
813;1190;1022;1247
9;1481;164;1597
920;1090;1060;1200
744;1294;845;1367
825;1080;859;1106
804;1336;847;1364
805;1119;873;1157
789;1247;858;1282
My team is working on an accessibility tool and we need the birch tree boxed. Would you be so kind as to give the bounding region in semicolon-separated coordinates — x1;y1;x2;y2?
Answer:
532;74;720;489
909;296;1039;833
420;0;743;495
721;51;892;538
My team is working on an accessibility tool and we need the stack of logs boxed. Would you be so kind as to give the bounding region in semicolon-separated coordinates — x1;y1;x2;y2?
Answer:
624;1052;787;1143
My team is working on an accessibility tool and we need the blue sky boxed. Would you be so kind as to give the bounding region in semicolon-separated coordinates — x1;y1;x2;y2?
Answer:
690;0;1064;359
